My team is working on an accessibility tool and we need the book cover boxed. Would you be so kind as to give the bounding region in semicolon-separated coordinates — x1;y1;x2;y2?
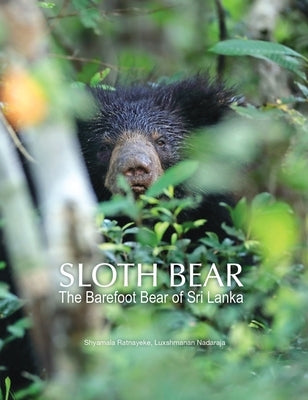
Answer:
0;1;307;399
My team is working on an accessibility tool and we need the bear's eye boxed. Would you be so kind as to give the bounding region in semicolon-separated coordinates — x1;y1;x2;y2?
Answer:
97;142;113;163
156;138;166;147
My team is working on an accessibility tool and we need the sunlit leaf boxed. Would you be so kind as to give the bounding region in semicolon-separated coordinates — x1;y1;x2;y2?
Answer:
210;39;307;80
146;160;199;197
249;200;298;262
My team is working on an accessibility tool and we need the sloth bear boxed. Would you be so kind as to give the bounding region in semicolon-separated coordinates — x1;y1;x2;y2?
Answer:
78;76;234;235
0;76;234;391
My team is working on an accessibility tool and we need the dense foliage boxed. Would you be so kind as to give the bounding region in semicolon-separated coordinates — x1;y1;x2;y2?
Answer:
1;1;308;399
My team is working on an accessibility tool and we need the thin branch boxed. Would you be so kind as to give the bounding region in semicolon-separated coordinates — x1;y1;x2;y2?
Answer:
214;0;228;81
47;10;80;20
46;5;176;21
0;110;36;163
49;52;120;71
110;5;176;16
49;53;150;72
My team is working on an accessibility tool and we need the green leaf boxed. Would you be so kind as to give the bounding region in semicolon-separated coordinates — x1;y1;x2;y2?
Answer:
5;377;11;400
182;219;206;234
230;197;249;230
295;82;308;97
13;376;44;399
71;1;101;31
210;39;307;80
154;221;170;243
72;0;99;10
7;318;31;339
231;104;272;120
249;197;298;262
0;293;23;319
99;243;131;253
137;227;158;246
38;1;56;8
221;223;245;241
146;160;199;197
80;8;100;30
90;68;112;86
251;192;275;209
99;193;139;220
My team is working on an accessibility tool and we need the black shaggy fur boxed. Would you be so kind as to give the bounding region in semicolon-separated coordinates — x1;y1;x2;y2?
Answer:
78;76;234;234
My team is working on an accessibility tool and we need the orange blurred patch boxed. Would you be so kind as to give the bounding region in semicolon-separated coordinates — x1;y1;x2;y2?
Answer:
1;67;48;129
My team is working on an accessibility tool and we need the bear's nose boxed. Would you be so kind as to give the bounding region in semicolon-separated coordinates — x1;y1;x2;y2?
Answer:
123;165;150;177
119;154;153;196
104;135;163;196
120;155;151;178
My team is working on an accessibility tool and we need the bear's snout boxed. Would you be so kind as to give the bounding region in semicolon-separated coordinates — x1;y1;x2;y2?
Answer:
105;133;163;196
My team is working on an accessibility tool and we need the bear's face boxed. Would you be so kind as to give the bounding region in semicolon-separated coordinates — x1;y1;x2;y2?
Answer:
96;107;187;196
78;77;233;201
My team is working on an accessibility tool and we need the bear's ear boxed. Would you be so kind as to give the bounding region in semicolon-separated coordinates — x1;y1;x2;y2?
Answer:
159;76;234;129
